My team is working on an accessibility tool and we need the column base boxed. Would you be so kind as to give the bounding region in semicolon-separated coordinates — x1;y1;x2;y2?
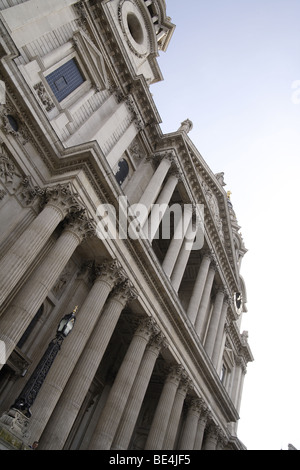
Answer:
0;409;31;450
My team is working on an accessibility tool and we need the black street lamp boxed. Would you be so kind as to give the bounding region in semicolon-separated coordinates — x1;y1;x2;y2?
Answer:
11;308;77;418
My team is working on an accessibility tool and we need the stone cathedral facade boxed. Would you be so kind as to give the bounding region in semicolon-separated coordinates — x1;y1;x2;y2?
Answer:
0;0;253;451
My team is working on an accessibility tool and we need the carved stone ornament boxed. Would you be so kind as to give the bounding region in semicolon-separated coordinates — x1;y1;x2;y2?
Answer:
94;258;127;286
42;183;84;217
201;180;225;243
0;143;21;188
0;408;30;440
33;82;55;112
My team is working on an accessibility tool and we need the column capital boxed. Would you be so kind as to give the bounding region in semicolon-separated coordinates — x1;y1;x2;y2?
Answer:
166;364;187;385
110;279;139;305
41;183;84;218
147;331;168;355
94;259;126;286
63;209;95;242
135;316;160;341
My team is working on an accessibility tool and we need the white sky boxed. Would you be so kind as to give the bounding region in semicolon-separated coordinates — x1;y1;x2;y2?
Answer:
151;0;300;451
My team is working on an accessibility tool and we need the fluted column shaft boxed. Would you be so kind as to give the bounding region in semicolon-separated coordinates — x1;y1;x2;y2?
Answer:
195;266;216;339
0;221;88;367
163;378;190;450
148;173;179;240
138;156;173;224
187;254;211;324
170;218;194;292
211;298;229;368
145;366;183;450
205;289;225;358
30;261;120;448
0;203;65;307
179;398;202;450
112;333;165;450
88;318;157;450
194;411;209;450
202;424;218;450
162;207;193;278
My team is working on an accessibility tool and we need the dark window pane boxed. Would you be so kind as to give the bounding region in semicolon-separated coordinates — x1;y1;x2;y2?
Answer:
115;159;129;185
46;59;85;102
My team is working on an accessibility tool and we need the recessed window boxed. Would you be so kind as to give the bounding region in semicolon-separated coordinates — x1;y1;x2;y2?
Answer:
7;115;19;132
115;158;129;186
46;59;85;102
127;13;144;45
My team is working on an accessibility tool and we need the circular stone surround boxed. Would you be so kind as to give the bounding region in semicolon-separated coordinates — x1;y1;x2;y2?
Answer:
119;0;150;57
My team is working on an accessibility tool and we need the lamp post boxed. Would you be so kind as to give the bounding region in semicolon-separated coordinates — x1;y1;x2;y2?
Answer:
11;308;77;418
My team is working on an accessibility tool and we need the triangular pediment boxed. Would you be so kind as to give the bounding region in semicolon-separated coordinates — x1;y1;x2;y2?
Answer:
73;30;108;91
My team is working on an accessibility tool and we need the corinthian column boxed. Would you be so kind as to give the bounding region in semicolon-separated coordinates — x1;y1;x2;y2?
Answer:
211;296;229;368
194;408;210;450
202;422;219;450
163;375;191;450
0;184;82;308
147;170;180;241
194;265;216;339
145;365;184;450
162;205;193;278
186;253;212;324
88;317;158;450
112;332;166;450
204;289;225;359
178;398;203;450
138;154;174;219
29;260;125;445
0;211;94;367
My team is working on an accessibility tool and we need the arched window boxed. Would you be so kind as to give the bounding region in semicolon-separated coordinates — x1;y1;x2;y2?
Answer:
115;158;129;186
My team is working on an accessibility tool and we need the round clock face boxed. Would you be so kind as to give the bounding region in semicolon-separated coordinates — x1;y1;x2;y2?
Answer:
234;292;243;315
119;0;150;57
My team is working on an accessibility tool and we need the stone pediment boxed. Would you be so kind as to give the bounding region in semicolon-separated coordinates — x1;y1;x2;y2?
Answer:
72;30;109;91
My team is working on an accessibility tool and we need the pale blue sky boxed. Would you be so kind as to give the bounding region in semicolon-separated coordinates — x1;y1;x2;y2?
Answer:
151;0;300;451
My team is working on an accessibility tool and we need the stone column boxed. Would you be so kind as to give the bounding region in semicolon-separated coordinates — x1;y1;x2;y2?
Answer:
0;212;94;367
194;265;216;339
204;289;225;359
88;317;158;450
170;218;195;292
178;398;202;450
162;206;193;278
211;297;229;368
30;260;123;448
231;357;244;408
194;408;210;450
112;332;166;450
202;422;219;450
147;171;179;241
0;184;82;308
186;254;212;325
163;375;191;450
138;154;174;224
145;365;184;450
